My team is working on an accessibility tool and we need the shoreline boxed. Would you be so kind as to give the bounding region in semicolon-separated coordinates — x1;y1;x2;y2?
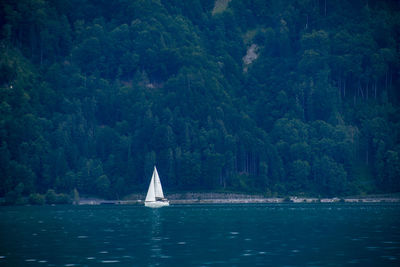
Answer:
4;192;397;206
78;193;400;205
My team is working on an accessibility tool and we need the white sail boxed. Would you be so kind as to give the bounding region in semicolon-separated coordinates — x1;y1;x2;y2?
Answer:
153;166;164;199
145;171;156;202
145;166;169;207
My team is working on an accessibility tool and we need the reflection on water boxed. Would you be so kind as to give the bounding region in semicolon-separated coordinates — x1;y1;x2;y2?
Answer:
0;204;399;266
149;208;163;264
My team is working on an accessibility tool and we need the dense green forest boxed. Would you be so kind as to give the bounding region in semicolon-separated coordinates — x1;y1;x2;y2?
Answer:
1;0;400;203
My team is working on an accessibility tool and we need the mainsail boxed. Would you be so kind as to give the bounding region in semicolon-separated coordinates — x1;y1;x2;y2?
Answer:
153;167;164;199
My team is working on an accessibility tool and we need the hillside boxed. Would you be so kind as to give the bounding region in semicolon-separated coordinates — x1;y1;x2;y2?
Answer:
1;0;399;203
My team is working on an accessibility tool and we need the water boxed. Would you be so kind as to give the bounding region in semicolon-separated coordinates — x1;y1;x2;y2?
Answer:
0;203;400;266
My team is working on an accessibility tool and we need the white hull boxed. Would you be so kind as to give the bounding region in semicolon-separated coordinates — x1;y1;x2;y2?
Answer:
145;201;170;208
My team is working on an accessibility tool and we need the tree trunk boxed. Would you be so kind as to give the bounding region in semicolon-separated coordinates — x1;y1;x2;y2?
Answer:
385;70;388;90
343;78;346;97
40;35;44;66
40;46;43;65
358;82;364;99
302;90;305;120
30;26;35;59
234;155;237;173
306;14;308;29
357;84;364;98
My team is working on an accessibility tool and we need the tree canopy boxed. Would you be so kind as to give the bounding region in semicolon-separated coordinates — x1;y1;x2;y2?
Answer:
1;0;400;201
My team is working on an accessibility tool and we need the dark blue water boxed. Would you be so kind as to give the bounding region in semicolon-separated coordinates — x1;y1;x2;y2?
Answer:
0;203;399;266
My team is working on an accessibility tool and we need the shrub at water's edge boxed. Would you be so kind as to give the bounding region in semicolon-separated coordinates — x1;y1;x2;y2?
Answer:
28;193;45;205
2;190;72;206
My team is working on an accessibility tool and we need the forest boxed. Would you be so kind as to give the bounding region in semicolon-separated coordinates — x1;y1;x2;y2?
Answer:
0;0;399;204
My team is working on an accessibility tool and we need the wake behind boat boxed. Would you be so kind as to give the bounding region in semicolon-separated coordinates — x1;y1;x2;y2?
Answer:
145;166;169;208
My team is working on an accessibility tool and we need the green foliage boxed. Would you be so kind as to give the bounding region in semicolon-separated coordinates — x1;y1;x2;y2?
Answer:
95;175;111;198
313;156;348;196
0;0;399;202
29;193;45;205
4;183;25;205
45;189;71;204
55;193;72;204
45;189;58;204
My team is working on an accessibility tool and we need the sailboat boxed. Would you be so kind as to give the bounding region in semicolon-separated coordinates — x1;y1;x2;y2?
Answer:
145;166;169;208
